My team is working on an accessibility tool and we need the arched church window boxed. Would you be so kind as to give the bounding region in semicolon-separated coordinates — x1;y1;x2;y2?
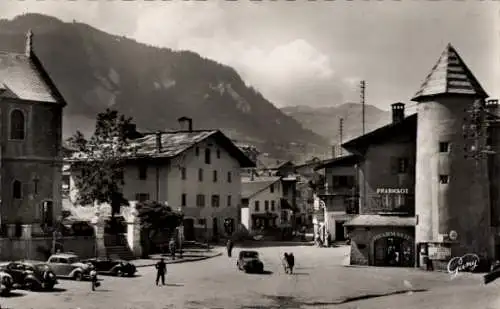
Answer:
10;109;25;140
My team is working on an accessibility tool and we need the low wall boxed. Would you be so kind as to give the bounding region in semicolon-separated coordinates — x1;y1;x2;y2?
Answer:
0;236;96;261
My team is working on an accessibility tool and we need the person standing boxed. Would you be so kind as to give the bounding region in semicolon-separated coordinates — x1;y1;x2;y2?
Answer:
226;239;234;257
287;252;295;274
169;239;176;260
155;258;167;286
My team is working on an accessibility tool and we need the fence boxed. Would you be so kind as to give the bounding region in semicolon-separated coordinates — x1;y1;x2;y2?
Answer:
0;236;96;261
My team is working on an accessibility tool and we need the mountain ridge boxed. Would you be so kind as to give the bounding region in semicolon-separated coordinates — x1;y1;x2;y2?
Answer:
0;13;330;161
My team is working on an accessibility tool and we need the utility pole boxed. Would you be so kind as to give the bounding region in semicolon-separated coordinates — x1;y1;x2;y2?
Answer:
339;118;344;157
360;80;366;135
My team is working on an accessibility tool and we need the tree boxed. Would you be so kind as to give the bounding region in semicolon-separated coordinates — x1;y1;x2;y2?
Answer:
67;109;136;218
136;201;183;251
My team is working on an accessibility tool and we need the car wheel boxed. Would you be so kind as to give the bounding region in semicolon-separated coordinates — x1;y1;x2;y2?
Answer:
116;269;124;277
73;272;83;281
43;282;55;290
26;280;40;291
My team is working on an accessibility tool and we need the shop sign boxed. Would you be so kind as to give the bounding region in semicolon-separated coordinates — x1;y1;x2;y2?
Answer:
374;231;412;241
428;244;452;260
376;188;409;194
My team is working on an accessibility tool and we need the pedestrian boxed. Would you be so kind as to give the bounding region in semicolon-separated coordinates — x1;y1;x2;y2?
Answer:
155;258;167;286
226;239;234;257
282;253;290;274
169;239;176;260
287;252;295;274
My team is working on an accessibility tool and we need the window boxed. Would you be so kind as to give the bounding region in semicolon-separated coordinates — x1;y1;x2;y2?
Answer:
205;149;211;164
398;158;409;174
195;147;200;156
198;168;203;182
213;170;218;182
12;180;22;199
271;200;276;211
42;200;54;227
198;218;206;225
254;201;260;212
332;176;356;188
439;142;450;153
196;194;205;207
135;193;150;202
265;200;269;211
227;171;232;183
439;175;449;184
216;149;221;159
211;195;220;207
181;194;187;206
181;167;187;180
10;109;25;140
270;184;275;193
138;164;147;180
227;195;232;207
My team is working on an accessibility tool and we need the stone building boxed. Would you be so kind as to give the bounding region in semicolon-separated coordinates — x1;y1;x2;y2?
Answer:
0;30;65;238
342;43;497;269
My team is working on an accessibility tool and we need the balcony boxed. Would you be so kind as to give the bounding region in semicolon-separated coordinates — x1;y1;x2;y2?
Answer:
317;186;358;197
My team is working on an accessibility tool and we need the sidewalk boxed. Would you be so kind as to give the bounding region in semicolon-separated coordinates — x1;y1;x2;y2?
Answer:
131;247;224;267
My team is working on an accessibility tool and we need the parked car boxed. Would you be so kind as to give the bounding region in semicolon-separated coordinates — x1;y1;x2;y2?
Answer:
47;253;93;281
0;261;58;291
0;269;14;295
82;258;136;277
236;250;264;273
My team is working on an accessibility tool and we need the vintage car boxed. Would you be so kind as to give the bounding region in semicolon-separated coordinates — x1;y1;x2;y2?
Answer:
0;261;58;291
82;257;136;277
47;253;93;281
0;269;14;295
236;250;264;273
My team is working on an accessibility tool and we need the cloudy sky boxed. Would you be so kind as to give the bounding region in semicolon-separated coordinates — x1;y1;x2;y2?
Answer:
1;0;498;112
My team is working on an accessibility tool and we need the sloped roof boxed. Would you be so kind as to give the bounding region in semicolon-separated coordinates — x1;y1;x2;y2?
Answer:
412;43;488;102
241;176;280;199
342;114;417;152
129;130;255;167
257;155;291;170
344;215;417;227
314;154;360;171
0;51;65;104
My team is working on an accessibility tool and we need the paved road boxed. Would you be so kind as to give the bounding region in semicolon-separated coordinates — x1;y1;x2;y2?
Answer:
0;245;485;309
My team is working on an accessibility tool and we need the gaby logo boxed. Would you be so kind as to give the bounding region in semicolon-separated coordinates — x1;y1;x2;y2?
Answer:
447;254;480;277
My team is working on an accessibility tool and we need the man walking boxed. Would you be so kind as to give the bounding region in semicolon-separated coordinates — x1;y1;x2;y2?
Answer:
226;239;234;257
287;252;295;274
155;258;167;286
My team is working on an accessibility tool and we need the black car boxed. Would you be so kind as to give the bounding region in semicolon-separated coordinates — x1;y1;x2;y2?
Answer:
82;258;136;277
237;251;264;273
0;261;58;291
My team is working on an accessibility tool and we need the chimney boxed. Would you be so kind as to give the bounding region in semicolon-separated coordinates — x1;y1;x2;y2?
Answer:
155;131;162;153
391;102;405;124
25;29;33;57
177;116;193;132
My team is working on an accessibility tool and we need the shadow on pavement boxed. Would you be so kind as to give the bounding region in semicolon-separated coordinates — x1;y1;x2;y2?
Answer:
165;284;183;287
1;291;25;298
93;289;112;292
291;272;309;276
247;270;273;275
36;287;67;293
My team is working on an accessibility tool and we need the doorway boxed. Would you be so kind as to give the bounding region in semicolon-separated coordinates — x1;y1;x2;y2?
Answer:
335;222;346;241
374;236;413;267
212;217;218;237
183;219;195;241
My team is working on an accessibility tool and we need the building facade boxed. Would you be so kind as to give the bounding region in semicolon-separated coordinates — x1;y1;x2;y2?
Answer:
66;119;255;241
0;31;66;238
241;176;283;232
313;155;359;242
342;43;499;269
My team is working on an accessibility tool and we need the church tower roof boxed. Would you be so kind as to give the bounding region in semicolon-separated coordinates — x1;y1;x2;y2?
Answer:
412;43;488;102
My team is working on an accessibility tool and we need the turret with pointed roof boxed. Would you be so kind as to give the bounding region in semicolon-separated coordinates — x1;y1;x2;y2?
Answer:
412;43;488;102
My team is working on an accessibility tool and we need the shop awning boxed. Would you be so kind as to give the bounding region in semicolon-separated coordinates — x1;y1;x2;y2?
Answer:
344;215;416;227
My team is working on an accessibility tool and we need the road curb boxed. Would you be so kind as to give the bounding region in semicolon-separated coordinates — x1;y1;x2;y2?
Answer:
133;252;222;268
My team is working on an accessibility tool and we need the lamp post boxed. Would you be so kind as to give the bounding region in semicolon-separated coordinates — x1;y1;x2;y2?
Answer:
177;207;184;259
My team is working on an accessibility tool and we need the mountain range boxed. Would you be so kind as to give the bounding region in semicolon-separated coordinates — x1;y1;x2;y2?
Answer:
281;103;391;145
0;14;334;162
